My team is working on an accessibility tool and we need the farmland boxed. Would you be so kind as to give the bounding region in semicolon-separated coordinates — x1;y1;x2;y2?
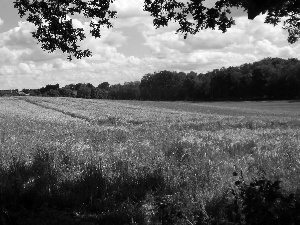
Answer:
0;97;300;224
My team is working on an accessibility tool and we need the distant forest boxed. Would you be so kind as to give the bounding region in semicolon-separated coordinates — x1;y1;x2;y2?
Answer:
20;57;300;101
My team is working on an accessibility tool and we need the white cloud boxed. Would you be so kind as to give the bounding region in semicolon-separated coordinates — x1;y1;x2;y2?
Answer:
0;65;16;76
18;63;32;74
52;59;77;70
111;0;149;18
0;47;21;63
0;18;3;26
2;21;36;48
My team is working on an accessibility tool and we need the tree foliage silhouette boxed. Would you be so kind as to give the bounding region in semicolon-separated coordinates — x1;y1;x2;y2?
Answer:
14;0;300;60
14;0;117;60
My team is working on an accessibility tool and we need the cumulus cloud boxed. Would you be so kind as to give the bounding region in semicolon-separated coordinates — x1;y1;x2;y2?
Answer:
0;46;21;63
2;21;36;48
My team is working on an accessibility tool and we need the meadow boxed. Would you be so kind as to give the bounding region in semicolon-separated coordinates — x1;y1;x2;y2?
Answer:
0;97;299;224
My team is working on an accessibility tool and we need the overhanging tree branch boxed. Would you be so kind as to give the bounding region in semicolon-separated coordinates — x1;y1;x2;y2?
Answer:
13;0;300;60
14;0;117;60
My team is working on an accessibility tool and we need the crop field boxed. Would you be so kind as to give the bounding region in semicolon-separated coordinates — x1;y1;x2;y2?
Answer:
0;97;300;224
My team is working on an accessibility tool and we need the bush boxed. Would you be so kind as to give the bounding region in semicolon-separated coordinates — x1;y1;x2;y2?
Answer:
230;171;300;225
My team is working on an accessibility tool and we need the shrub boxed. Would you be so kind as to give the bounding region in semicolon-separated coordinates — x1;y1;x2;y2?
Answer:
230;171;300;225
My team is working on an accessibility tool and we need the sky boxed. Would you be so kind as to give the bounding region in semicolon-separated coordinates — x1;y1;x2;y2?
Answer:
0;0;300;90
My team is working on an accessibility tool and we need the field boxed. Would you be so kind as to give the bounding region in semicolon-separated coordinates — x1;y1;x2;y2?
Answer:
0;97;300;224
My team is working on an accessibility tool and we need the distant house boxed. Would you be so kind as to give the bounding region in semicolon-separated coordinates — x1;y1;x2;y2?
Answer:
18;91;30;96
0;89;19;96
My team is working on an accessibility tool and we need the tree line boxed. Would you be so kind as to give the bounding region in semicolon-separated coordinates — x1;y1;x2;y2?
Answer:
23;57;300;101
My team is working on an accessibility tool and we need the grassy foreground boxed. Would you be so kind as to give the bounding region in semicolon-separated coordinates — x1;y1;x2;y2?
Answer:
0;97;299;224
